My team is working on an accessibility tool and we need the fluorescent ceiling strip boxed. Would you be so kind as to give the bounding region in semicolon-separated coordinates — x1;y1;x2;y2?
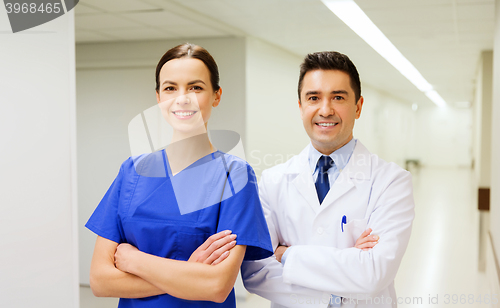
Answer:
425;90;447;108
321;0;446;107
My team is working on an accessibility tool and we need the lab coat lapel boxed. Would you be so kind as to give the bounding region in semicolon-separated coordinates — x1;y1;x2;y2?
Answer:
318;141;372;212
288;146;320;213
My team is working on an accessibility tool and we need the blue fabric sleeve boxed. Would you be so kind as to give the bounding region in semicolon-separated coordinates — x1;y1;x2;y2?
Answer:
85;164;126;244
216;163;273;261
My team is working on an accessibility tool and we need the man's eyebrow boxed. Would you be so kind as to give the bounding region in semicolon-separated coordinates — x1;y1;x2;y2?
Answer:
331;90;349;95
305;90;321;96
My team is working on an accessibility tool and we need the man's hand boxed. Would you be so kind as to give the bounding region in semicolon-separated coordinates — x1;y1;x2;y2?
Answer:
274;245;288;263
188;230;237;265
355;228;379;251
273;228;378;264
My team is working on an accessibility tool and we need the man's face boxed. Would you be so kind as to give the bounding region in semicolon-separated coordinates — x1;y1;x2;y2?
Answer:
299;69;363;155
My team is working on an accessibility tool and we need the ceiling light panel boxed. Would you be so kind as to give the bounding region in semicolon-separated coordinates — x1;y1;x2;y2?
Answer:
322;0;445;107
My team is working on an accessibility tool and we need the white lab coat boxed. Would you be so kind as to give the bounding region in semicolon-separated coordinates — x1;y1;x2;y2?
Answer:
242;141;415;308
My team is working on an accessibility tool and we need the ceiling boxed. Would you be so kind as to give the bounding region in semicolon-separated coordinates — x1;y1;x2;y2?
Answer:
75;0;495;108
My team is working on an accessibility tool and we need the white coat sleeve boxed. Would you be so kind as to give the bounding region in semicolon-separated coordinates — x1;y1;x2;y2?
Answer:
282;171;415;298
241;170;331;308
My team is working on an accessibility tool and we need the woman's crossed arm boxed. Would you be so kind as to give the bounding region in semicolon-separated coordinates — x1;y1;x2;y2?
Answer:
90;231;242;302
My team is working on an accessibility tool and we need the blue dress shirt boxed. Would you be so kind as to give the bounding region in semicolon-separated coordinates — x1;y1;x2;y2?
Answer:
309;138;357;187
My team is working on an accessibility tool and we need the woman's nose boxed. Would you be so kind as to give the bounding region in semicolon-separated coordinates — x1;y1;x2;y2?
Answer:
175;94;190;105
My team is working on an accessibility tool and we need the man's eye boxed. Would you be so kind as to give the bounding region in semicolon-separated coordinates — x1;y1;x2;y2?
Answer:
333;96;344;101
308;96;319;101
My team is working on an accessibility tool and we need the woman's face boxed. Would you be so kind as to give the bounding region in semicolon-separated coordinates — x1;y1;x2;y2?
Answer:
156;58;221;134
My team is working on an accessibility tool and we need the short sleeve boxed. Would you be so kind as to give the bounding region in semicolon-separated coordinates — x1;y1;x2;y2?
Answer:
85;164;126;244
216;163;273;261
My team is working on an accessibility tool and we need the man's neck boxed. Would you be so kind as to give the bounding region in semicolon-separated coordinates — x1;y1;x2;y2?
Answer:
312;137;353;156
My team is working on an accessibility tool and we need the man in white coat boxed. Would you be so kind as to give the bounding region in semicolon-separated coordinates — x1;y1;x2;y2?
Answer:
241;51;415;308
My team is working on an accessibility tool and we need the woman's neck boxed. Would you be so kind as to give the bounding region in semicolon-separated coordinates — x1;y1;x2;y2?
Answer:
165;132;215;176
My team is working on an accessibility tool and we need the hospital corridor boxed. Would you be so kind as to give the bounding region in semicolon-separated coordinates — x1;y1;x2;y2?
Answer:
2;0;500;307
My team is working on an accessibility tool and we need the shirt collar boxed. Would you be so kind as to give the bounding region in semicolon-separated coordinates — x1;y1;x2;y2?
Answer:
308;138;357;173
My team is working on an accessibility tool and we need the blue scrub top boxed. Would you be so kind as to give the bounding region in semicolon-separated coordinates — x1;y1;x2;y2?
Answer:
86;150;273;308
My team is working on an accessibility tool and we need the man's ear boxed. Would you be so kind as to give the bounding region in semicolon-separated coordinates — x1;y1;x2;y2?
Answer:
355;96;364;119
298;99;304;119
212;88;222;107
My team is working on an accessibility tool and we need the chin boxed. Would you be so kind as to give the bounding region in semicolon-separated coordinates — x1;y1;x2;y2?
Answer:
174;124;206;134
315;134;339;143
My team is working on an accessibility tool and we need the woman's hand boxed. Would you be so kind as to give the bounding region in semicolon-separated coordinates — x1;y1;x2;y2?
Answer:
355;228;379;251
114;243;140;273
188;230;237;265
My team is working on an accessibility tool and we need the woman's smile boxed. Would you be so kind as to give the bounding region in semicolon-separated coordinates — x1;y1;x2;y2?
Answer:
172;110;198;119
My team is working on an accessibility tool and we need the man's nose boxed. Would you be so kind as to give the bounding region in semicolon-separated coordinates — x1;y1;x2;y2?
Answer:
318;99;334;117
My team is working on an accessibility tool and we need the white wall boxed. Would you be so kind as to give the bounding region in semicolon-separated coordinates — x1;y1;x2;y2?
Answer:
358;87;472;169
354;86;417;168
415;106;472;168
473;55;484;184
0;9;78;308
245;37;309;177
489;0;500;287
472;50;493;188
76;37;246;285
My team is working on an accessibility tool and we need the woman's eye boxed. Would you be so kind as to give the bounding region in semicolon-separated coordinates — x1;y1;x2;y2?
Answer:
164;86;175;91
191;86;203;91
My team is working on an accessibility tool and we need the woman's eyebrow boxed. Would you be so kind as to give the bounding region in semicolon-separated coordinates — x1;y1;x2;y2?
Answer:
187;80;206;85
161;80;206;86
162;80;177;86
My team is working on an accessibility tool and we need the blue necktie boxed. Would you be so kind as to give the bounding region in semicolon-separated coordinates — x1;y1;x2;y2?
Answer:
316;156;341;307
315;156;333;204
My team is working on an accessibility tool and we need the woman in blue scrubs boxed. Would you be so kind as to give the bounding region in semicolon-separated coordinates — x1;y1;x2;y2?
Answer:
86;43;273;307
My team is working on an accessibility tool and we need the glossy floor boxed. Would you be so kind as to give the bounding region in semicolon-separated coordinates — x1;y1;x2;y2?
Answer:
80;167;491;308
394;167;490;308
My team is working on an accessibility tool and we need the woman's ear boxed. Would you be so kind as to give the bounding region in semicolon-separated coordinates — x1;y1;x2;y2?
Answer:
156;91;160;104
212;88;222;107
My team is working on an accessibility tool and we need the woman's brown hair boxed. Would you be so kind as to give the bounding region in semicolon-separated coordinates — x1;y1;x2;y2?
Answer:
155;43;220;92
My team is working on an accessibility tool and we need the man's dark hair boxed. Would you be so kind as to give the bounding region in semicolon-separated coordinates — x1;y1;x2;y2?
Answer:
298;51;361;103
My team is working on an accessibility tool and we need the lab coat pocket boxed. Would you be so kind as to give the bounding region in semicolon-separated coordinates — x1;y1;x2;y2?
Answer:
337;217;368;249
